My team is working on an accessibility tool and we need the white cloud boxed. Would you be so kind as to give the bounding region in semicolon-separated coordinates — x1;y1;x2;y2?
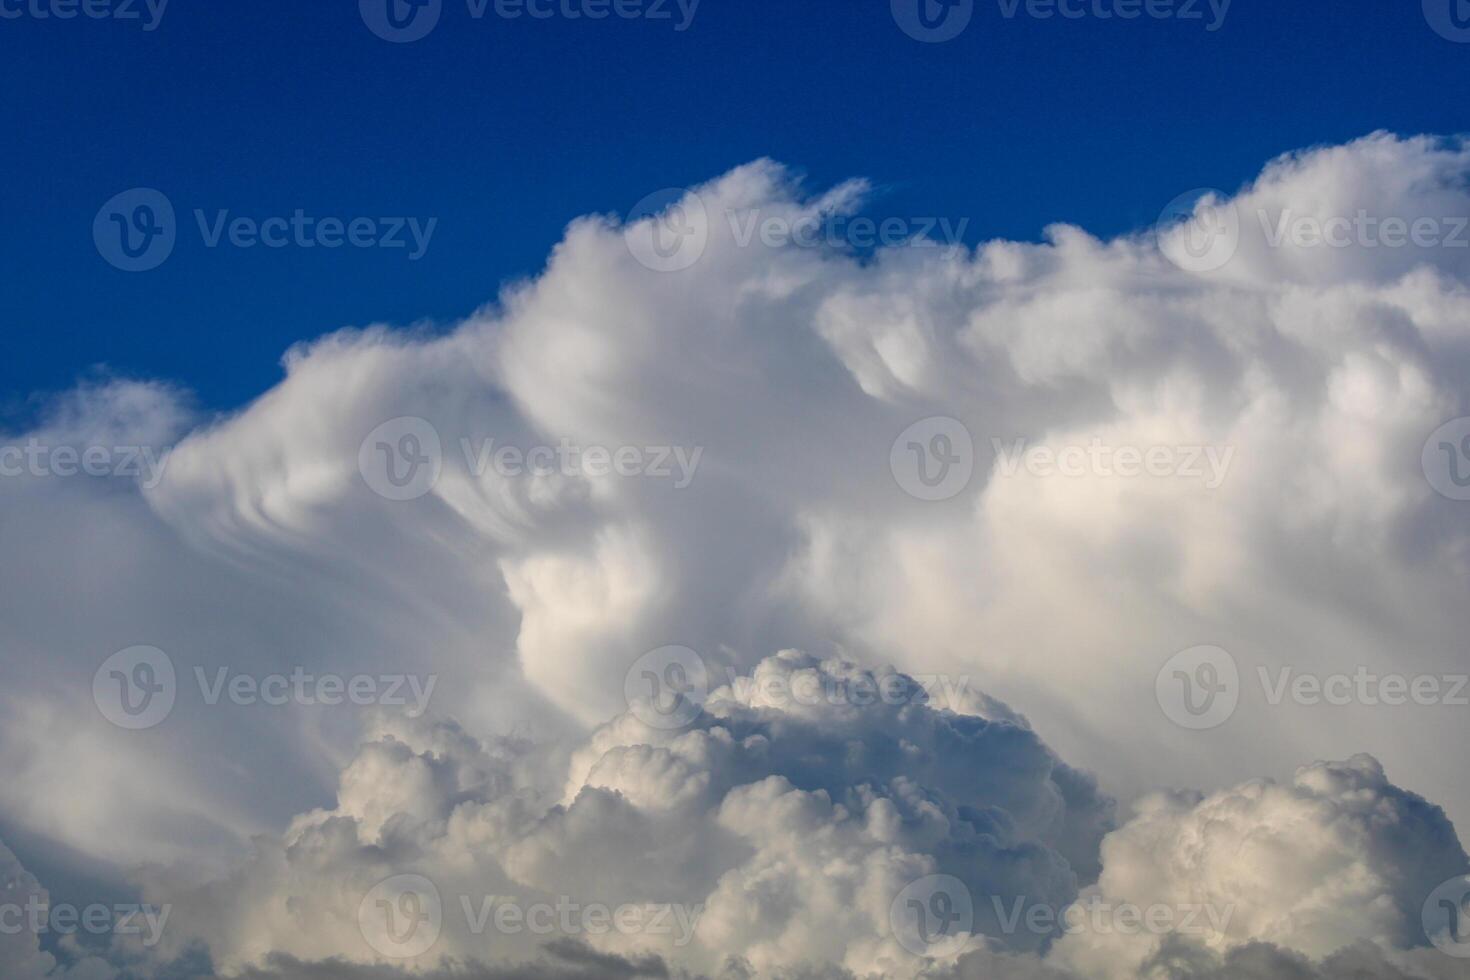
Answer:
1049;754;1469;977
2;132;1469;977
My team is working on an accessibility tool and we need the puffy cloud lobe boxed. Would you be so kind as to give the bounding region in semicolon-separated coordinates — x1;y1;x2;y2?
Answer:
134;654;1109;978
1049;755;1470;978
575;651;1112;973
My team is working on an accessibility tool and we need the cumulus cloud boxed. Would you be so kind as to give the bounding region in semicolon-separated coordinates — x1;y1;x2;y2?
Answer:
53;673;1470;978
1048;754;1469;977
2;132;1470;977
121;654;1104;978
0;836;119;980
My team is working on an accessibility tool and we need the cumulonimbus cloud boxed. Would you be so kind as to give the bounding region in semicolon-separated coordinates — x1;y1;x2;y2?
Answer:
2;131;1469;978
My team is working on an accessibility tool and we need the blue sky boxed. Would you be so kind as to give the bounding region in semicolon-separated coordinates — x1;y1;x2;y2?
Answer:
1;0;1466;414
6;5;1470;977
